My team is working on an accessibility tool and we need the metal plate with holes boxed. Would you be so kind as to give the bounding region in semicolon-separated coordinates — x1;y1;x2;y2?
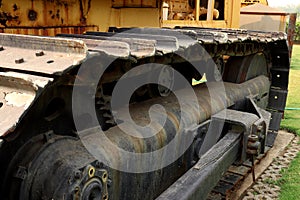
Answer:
266;131;278;147
267;89;288;111
270;51;290;69
271;68;289;89
269;111;283;131
0;34;87;75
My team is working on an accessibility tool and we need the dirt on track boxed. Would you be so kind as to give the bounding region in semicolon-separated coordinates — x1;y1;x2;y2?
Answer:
235;131;299;200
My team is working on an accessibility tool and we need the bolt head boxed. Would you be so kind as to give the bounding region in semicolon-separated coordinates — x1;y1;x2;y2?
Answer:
74;170;81;180
95;161;104;168
15;58;24;64
36;51;45;57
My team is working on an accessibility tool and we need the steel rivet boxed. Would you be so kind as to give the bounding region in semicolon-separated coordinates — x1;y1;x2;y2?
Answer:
36;51;44;57
15;58;24;64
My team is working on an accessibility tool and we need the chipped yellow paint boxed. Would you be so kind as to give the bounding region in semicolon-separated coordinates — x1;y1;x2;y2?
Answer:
0;0;242;35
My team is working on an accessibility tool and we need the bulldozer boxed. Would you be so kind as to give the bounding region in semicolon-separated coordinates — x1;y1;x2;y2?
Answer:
0;0;290;199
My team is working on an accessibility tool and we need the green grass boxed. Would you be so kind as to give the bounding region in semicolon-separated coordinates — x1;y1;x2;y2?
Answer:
278;154;300;200
278;45;300;200
290;45;300;70
280;45;300;135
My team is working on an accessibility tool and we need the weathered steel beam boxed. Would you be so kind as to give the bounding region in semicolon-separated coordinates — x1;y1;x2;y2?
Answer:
156;132;241;200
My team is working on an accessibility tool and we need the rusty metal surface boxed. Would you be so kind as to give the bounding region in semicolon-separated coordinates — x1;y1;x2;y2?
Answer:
95;27;287;46
0;26;98;36
77;76;270;199
228;165;252;176
58;34;157;58
204;109;260;163
0;74;272;199
95;28;287;63
0;72;52;136
0;0;98;36
103;75;270;144
287;13;297;59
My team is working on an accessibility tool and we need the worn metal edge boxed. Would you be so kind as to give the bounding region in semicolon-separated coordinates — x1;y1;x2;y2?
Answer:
0;71;53;137
0;33;88;54
156;132;241;200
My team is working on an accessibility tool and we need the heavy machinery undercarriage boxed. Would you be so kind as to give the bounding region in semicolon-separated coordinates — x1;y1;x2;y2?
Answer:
0;0;292;199
0;27;289;199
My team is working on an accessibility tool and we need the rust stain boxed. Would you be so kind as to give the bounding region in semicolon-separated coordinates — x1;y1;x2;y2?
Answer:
79;0;92;25
0;26;97;36
0;10;19;27
0;0;98;36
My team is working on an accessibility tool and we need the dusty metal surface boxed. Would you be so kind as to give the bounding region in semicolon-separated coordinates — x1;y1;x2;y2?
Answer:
287;13;297;59
0;26;98;36
77;76;270;199
156;132;242;200
0;33;87;75
155;100;270;200
0;72;52;137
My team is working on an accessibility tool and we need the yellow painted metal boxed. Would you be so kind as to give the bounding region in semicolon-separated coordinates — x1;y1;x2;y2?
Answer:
109;8;160;28
196;0;200;21
0;0;100;35
207;0;215;21
162;19;227;28
241;0;268;7
0;0;83;27
0;0;243;35
162;0;241;28
220;0;241;29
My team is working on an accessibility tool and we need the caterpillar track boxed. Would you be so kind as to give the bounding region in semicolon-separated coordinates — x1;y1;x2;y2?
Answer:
0;27;289;200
